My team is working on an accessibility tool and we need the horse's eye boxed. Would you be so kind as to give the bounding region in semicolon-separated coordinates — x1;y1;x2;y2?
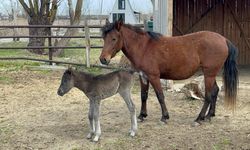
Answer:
112;38;116;41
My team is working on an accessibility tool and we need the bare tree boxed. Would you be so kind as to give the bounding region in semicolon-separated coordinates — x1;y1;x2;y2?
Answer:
18;0;58;54
53;0;83;56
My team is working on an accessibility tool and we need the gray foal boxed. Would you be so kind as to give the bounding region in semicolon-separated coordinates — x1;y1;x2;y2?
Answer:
57;68;137;142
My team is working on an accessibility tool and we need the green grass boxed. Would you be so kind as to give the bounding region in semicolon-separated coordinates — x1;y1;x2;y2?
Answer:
0;38;121;74
0;76;13;84
212;138;232;150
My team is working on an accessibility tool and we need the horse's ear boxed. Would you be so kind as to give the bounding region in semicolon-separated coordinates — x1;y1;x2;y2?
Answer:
115;17;124;31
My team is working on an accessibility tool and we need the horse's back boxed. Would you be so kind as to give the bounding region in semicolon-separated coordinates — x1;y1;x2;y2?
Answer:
146;31;229;80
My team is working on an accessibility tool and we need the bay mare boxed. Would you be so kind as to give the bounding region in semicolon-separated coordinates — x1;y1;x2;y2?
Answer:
57;68;137;142
99;20;238;125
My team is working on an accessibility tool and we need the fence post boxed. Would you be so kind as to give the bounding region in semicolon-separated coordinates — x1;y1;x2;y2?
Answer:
48;27;52;65
84;19;90;68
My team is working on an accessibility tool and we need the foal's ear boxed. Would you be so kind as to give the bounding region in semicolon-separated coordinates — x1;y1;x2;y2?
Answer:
66;66;74;75
115;19;123;31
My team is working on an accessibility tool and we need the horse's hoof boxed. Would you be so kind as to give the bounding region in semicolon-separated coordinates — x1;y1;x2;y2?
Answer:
191;121;201;127
138;114;147;122
160;118;168;124
204;117;211;122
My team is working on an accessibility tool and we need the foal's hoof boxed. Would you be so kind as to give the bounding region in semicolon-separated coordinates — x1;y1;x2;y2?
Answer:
129;130;136;137
92;136;100;142
191;121;201;127
86;133;94;139
138;114;147;122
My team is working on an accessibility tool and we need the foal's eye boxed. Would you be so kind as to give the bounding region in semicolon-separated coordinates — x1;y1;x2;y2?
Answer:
112;38;116;41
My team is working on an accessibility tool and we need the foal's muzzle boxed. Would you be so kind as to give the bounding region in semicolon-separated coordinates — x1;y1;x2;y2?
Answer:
100;57;110;65
57;88;64;96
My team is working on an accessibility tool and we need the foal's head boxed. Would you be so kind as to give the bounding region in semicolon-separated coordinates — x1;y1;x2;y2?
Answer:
99;20;124;65
57;69;75;96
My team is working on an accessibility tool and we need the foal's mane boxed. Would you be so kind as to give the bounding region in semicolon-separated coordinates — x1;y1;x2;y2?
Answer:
101;22;162;40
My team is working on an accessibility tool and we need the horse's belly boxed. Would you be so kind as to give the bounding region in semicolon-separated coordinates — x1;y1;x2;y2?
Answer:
161;66;200;80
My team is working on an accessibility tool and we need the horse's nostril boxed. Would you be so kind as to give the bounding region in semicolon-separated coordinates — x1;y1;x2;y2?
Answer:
100;58;107;64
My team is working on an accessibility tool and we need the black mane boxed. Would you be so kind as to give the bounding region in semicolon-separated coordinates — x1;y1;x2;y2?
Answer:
101;22;162;40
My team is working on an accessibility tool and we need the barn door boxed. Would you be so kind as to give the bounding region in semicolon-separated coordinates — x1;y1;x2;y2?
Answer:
173;0;250;65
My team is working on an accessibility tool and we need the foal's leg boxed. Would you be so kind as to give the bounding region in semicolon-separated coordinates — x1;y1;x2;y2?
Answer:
119;90;137;137
195;76;216;124
87;100;95;139
205;81;219;121
138;77;149;122
148;75;169;123
93;100;101;142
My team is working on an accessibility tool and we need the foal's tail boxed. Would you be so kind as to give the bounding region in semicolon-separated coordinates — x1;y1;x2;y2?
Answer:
223;40;239;111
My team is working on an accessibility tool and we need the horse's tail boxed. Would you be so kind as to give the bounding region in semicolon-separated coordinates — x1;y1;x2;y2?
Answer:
223;40;239;111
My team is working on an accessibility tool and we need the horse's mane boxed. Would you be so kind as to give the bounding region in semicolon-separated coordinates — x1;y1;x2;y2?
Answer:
101;22;162;40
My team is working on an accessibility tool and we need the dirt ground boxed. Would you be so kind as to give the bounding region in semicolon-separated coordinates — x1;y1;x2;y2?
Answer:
0;68;250;150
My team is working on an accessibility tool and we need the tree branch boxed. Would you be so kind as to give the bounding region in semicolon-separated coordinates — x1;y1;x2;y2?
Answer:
40;0;46;15
73;0;83;24
18;0;32;16
33;0;39;15
49;0;58;24
28;0;35;15
68;0;74;24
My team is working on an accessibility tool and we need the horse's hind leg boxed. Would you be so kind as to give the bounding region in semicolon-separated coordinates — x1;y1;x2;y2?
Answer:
92;100;101;142
148;76;169;123
87;100;95;139
194;76;216;125
138;76;149;122
119;90;137;137
205;81;219;121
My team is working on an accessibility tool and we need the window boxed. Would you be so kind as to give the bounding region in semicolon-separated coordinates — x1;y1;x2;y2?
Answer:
118;0;125;10
113;13;125;22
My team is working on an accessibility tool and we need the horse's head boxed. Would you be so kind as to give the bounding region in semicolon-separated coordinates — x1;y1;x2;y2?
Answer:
99;20;124;65
57;68;75;96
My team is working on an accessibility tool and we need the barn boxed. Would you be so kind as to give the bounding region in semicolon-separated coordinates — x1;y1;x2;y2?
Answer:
172;0;250;65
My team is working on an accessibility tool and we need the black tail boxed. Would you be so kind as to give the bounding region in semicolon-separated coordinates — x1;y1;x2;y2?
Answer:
223;40;239;111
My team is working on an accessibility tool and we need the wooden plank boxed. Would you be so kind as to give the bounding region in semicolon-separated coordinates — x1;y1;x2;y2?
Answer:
168;0;173;36
84;19;90;68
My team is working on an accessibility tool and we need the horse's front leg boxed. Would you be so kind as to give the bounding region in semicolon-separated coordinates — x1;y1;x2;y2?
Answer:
138;76;149;122
87;100;95;139
93;100;101;142
148;75;169;123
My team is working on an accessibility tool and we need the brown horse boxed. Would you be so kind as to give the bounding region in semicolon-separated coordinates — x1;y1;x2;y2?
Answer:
99;20;238;125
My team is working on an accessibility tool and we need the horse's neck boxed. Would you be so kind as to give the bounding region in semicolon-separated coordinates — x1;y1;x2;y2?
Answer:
74;72;92;93
121;27;148;67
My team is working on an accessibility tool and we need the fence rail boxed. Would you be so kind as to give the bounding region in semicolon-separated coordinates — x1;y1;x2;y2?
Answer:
0;24;144;68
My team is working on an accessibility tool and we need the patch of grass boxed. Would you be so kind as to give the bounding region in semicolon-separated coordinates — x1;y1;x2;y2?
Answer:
0;60;41;71
0;41;30;57
0;76;13;84
213;138;232;150
75;66;102;75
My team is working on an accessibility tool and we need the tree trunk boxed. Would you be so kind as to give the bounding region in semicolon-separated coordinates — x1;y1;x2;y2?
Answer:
27;16;49;54
53;0;83;57
18;0;58;55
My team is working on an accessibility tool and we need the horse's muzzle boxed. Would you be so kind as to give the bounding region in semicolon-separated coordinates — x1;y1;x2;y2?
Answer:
100;57;110;65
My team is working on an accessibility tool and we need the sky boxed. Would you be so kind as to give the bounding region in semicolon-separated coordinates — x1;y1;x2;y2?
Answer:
0;0;153;16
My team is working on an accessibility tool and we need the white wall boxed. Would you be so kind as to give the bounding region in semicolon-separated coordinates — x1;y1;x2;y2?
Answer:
109;0;138;24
